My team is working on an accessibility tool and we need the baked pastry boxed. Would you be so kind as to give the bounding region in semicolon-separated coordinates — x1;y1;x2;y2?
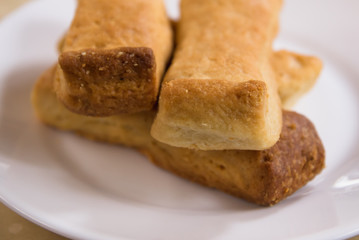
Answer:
32;66;325;206
151;0;283;150
56;28;322;112
273;50;322;108
54;0;173;116
57;32;322;108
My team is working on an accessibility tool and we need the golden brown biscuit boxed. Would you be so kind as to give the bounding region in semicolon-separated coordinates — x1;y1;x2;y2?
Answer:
54;0;173;116
57;30;322;109
151;0;283;150
273;50;323;108
32;66;325;206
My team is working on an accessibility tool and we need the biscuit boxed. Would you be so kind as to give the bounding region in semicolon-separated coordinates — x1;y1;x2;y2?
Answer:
57;31;321;109
54;0;173;116
151;0;283;150
32;66;325;206
273;50;323;108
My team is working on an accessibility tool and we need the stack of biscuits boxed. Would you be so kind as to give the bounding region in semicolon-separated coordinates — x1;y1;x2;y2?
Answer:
32;0;325;206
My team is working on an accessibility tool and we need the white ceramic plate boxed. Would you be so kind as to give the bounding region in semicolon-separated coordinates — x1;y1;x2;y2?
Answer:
1;0;359;239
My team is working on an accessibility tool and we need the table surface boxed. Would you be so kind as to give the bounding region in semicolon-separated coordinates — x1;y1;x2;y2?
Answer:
0;0;358;240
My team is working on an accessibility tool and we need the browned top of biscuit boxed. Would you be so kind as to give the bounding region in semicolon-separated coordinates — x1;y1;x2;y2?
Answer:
55;0;173;116
63;0;170;52
57;47;156;116
151;0;283;150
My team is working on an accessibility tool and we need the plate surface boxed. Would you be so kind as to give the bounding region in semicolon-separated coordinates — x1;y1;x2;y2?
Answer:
0;0;359;239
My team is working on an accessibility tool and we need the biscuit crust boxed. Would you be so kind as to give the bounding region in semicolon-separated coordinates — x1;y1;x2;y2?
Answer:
273;50;323;108
152;0;283;150
32;66;325;206
55;0;173;116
